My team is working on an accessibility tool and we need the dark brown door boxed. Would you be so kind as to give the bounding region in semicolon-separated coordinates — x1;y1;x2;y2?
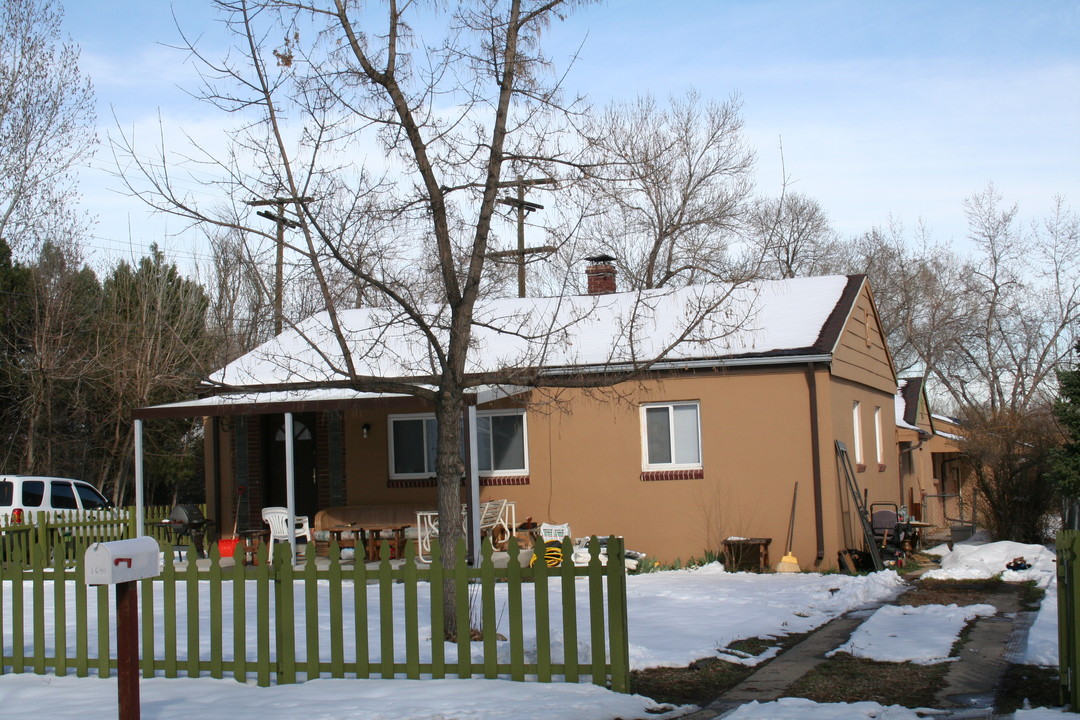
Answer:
262;413;319;520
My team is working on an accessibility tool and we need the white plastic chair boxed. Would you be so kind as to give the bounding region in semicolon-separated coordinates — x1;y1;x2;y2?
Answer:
261;507;312;564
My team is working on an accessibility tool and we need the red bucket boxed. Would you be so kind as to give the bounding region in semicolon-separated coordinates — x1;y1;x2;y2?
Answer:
218;538;240;558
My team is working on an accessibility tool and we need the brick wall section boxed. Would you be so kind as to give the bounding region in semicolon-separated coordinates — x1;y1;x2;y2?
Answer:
640;469;705;482
244;417;264;528
585;263;616;294
316;413;331;510
387;476;531;489
326;411;346;506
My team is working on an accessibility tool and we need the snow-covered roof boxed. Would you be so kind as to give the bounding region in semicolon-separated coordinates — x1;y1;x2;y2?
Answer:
894;377;925;432
209;275;858;390
895;382;920;431
136;386;526;418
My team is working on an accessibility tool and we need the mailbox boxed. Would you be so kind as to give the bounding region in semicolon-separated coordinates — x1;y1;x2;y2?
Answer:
84;537;161;585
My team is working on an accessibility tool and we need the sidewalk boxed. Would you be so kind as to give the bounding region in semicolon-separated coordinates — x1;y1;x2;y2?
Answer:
680;584;1031;719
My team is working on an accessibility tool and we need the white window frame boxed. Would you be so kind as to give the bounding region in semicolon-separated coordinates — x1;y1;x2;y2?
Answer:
852;401;864;465
475;409;529;476
640;401;703;471
388;413;439;479
389;410;528;479
874;406;883;465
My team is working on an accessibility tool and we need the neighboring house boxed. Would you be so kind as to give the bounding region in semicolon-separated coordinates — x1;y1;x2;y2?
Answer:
136;269;907;568
894;376;975;543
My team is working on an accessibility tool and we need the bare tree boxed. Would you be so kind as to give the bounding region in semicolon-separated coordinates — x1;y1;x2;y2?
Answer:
117;0;760;637
943;187;1080;412
579;90;757;289
0;0;95;258
748;191;840;279
956;404;1060;543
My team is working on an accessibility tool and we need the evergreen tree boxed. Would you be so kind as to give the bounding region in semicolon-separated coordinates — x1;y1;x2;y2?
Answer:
1050;346;1080;501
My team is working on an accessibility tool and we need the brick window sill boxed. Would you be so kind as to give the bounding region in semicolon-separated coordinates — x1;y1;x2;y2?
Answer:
640;469;705;482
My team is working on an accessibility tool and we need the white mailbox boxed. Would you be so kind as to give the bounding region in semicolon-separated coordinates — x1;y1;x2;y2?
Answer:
84;537;161;585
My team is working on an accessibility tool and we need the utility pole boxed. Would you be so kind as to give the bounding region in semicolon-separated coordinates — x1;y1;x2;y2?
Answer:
491;177;556;298
246;196;313;335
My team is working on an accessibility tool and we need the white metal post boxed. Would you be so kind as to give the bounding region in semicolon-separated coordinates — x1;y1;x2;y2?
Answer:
284;412;297;564
466;404;481;564
134;419;145;537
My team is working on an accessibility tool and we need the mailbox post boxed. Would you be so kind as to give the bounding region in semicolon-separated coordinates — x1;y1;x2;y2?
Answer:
85;537;160;720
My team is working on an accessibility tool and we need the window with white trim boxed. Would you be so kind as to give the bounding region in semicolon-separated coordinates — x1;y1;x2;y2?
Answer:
389;414;439;477
476;410;528;474
874;406;883;465
641;402;702;469
852;401;864;465
389;410;528;478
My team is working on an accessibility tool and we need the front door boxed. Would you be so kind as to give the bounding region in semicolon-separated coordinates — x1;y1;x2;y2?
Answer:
262;413;319;520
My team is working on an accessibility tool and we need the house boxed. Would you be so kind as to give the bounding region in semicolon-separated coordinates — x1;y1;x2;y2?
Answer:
136;268;908;569
894;377;976;543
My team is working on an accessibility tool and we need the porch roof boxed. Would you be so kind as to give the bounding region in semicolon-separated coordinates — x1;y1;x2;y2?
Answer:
133;385;527;420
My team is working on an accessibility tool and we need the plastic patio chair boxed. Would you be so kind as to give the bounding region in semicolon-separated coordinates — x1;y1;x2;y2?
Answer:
261;506;312;564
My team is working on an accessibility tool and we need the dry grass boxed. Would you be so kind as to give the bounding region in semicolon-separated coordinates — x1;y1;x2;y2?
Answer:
898;577;1006;607
995;665;1061;713
786;653;949;707
630;658;755;707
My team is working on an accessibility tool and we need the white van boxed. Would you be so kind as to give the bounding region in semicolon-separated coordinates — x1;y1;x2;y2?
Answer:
0;475;113;524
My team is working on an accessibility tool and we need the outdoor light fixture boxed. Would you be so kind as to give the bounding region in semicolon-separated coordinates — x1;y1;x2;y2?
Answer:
362;423;371;438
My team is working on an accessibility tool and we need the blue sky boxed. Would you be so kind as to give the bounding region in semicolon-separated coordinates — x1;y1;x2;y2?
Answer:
60;1;1079;270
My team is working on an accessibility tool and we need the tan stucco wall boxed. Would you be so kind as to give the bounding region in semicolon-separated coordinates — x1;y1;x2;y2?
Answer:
487;370;813;565
827;377;904;552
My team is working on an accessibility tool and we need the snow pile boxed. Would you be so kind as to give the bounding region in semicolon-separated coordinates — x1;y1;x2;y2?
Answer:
828;603;996;664
1022;584;1059;666
625;564;906;669
921;540;1056;587
725;697;927;719
1015;708;1073;718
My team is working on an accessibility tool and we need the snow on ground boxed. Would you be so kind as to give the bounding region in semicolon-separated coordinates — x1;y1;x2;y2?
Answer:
627;563;906;668
0;539;1063;720
921;537;1060;667
1023;583;1060;666
725;697;930;719
921;539;1056;588
0;674;686;720
828;602;997;664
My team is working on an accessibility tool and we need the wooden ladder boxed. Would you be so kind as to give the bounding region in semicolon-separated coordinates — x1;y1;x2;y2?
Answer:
835;440;884;572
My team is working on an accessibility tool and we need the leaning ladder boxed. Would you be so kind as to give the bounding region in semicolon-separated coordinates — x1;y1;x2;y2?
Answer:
835;440;884;572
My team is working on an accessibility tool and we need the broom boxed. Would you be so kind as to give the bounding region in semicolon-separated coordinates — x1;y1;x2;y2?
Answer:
775;482;801;572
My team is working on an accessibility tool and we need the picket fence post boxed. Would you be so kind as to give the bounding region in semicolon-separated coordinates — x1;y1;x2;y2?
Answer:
1058;530;1080;707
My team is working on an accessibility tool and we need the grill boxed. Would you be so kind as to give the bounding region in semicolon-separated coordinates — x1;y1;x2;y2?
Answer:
160;504;211;560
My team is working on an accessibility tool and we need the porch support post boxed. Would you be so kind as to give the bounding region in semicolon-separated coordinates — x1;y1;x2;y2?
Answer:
134;419;145;537
284;412;297;564
465;403;481;564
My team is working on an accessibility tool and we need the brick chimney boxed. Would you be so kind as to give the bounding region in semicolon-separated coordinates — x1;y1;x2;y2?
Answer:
584;254;617;295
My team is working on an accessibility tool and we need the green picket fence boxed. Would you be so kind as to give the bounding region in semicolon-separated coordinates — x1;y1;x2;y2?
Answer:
0;505;205;564
0;509;135;565
1058;530;1080;706
0;535;631;692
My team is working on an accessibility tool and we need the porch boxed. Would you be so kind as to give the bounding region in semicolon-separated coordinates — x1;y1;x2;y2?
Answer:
133;387;528;565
